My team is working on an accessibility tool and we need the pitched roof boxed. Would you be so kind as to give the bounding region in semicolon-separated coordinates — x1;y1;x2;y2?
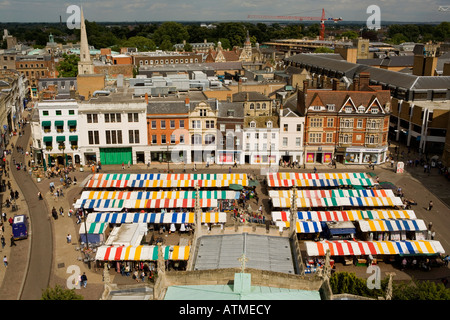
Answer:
232;91;271;102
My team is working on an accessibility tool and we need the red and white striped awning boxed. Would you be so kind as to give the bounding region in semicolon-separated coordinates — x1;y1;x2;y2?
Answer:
272;210;417;222
271;196;403;208
305;240;445;257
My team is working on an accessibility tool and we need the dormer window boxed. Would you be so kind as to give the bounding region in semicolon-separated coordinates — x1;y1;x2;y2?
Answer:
358;106;365;113
371;108;379;114
345;106;353;113
313;106;321;111
327;104;335;111
266;121;272;128
250;121;256;128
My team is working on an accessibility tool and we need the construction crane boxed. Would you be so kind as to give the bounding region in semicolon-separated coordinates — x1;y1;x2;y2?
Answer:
247;8;342;41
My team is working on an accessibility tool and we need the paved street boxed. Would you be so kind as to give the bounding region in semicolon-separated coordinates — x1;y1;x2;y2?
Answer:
0;125;449;299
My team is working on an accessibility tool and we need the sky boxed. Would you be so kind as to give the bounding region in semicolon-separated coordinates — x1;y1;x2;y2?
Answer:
0;0;449;23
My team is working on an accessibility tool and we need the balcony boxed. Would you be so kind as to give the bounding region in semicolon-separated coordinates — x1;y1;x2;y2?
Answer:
45;145;53;151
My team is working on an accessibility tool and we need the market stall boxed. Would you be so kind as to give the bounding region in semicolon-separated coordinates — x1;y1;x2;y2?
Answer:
79;190;240;201
74;198;218;210
86;211;227;224
274;220;322;234
79;222;107;244
271;196;404;209
357;219;428;241
269;189;396;199
272;210;417;222
95;245;190;261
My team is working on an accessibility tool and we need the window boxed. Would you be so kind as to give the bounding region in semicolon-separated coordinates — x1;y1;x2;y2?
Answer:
191;134;202;145
282;137;288;147
263;133;267;139
313;106;321;111
69;110;75;115
262;103;267;109
371;108;379;114
170;134;176;144
262;143;267;151
161;120;166;129
345;106;353;113
179;134;185;144
235;124;241;131
266;121;272;128
205;134;215;145
326;133;333;143
161;134;166;144
129;130;140;144
327;104;335;111
246;143;250;150
42;111;49;116
296;124;302;132
55;110;62;116
339;134;352;144
206;120;215;129
220;124;226;131
327;118;334;127
255;133;259;139
170;120;175;129
365;134;378;144
151;120;156;129
340;119;354;128
357;119;363;128
246;133;251;139
199;109;207;117
256;103;261;110
128;113;139;122
105;130;122;144
192;120;201;129
358;106;365;113
310;118;323;128
88;131;99;145
309;133;322;143
250;121;256;128
179;120;185;128
272;133;276;139
152;135;157;144
283;124;288;132
296;137;301;146
87;114;98;123
249;103;255;110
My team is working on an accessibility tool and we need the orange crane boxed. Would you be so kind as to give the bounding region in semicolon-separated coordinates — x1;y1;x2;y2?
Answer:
248;8;342;40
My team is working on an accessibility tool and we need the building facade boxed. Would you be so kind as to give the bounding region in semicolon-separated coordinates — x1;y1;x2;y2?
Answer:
216;101;244;165
243;115;279;165
279;107;305;165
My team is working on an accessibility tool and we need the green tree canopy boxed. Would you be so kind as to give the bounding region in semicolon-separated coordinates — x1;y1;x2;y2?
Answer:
314;47;334;53
41;285;84;300
56;53;79;77
120;36;156;51
153;22;189;47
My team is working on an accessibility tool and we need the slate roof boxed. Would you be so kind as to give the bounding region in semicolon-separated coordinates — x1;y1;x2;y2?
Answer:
285;54;450;91
218;101;244;118
232;91;272;102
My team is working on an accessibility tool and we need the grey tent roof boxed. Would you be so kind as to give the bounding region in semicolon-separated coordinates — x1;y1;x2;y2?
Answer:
193;233;296;274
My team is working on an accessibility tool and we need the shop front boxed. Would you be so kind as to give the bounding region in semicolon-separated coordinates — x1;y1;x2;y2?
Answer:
305;147;334;164
249;152;278;165
217;150;242;165
344;147;388;165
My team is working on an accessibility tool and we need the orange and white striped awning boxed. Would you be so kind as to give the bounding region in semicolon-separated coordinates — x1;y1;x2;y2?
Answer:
95;245;190;261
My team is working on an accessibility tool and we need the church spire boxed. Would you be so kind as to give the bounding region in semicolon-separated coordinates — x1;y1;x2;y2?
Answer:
78;6;94;75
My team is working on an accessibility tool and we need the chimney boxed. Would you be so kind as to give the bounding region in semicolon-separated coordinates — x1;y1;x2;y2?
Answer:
185;97;190;109
332;79;338;91
227;94;232;103
302;80;308;94
353;76;360;91
359;72;370;89
145;93;148;104
423;56;437;76
238;78;242;93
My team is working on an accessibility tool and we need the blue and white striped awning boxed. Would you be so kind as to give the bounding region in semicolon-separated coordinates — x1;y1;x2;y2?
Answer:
86;211;227;224
358;219;427;232
275;220;322;233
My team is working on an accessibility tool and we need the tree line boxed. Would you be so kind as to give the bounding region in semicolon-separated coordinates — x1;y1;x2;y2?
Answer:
1;21;449;51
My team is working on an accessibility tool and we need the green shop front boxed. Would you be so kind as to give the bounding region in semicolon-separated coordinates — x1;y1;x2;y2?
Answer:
100;147;133;165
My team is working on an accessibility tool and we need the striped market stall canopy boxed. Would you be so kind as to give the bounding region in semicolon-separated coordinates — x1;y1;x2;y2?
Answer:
74;198;218;210
95;245;190;261
86;211;227;224
272;196;404;208
267;178;375;188
268;172;370;180
269;189;395;199
273;210;417;222
85;173;248;188
79;222;107;234
275;220;322;233
305;240;445;257
79;190;240;200
358;219;427;232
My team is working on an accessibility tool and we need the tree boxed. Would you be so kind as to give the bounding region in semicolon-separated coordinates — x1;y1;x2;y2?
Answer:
41;285;84;300
56;54;79;78
121;36;156;52
329;272;386;298
153;22;189;47
341;31;359;40
392;278;450;300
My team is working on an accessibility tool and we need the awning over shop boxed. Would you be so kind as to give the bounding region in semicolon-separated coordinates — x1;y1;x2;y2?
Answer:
271;196;403;208
43;136;52;142
75;198;218;210
95;245;190;261
69;135;78;141
68;120;77;126
358;219;427;232
90;173;248;181
305;240;445;257
272;210;417;222
56;136;65;142
54;120;64;126
86;179;248;189
79;190;239;201
268;172;370;180
41;121;51;127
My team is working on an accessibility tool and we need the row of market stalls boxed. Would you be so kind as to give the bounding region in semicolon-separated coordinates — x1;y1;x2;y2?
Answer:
267;172;446;273
77;173;248;267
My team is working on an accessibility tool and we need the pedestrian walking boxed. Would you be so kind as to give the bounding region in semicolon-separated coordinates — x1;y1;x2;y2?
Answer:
428;221;433;230
2;212;6;222
3;255;7;267
122;162;125;170
38;192;43;200
427;201;433;211
66;234;71;243
1;235;5;249
233;160;238;168
10;235;16;247
59;206;64;217
81;272;87;288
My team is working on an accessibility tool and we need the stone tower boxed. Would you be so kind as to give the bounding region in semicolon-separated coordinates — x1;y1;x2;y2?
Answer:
78;6;94;75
